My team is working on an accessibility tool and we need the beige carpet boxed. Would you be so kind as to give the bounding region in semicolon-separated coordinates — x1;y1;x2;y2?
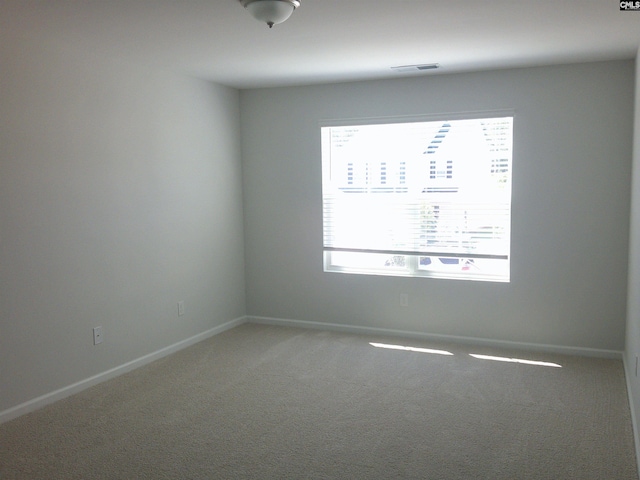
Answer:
0;323;637;479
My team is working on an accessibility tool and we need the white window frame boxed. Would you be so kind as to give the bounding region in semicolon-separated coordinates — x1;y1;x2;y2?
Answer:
321;111;514;283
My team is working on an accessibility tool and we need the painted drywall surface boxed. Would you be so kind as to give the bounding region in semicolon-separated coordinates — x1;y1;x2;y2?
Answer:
625;51;640;455
0;40;245;412
241;61;633;351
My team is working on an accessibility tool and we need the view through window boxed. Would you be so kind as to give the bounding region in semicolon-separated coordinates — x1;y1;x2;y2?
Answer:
321;114;513;282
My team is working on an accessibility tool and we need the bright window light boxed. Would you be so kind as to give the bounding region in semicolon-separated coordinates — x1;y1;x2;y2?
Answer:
321;114;513;282
369;342;454;356
469;354;562;368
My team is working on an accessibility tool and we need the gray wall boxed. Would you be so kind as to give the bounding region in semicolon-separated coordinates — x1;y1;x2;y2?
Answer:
625;49;640;463
0;40;634;421
0;39;246;413
242;61;634;352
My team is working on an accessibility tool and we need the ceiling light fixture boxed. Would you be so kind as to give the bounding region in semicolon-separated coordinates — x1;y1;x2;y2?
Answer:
239;0;300;28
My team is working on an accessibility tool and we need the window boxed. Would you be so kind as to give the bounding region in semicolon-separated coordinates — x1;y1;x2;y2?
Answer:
321;113;513;282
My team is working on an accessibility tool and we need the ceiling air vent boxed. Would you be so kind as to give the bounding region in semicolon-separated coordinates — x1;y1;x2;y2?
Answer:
391;64;440;73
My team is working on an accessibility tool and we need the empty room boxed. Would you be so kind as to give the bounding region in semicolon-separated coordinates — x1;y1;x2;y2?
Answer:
2;1;640;478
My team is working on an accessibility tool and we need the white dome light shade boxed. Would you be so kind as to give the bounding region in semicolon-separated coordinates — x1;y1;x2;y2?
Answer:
240;0;300;28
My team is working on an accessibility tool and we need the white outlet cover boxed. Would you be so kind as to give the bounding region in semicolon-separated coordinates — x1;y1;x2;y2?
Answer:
400;294;409;307
93;326;103;345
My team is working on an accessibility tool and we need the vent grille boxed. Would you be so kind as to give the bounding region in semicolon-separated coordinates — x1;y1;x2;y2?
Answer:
391;63;440;73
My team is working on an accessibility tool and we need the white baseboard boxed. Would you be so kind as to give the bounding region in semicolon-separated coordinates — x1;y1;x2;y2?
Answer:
248;315;623;359
0;316;248;424
622;355;640;479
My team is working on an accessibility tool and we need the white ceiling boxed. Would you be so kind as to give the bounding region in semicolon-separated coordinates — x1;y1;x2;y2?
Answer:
2;0;640;89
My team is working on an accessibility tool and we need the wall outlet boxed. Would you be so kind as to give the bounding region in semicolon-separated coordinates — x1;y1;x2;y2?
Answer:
93;326;103;345
400;293;409;307
178;300;185;317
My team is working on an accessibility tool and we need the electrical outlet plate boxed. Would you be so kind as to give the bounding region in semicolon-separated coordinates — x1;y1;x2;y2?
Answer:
400;293;409;307
178;301;185;316
93;326;103;345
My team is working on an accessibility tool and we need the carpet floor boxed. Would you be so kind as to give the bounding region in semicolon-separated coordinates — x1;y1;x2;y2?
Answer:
0;323;638;479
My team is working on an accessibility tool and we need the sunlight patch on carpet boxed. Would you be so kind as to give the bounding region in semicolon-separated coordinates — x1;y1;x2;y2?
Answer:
369;342;454;356
469;353;562;368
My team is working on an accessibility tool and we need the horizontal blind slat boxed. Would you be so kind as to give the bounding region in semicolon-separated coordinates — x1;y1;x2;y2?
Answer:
322;116;513;261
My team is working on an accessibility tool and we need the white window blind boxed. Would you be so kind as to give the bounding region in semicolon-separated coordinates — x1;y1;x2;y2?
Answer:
321;115;513;280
